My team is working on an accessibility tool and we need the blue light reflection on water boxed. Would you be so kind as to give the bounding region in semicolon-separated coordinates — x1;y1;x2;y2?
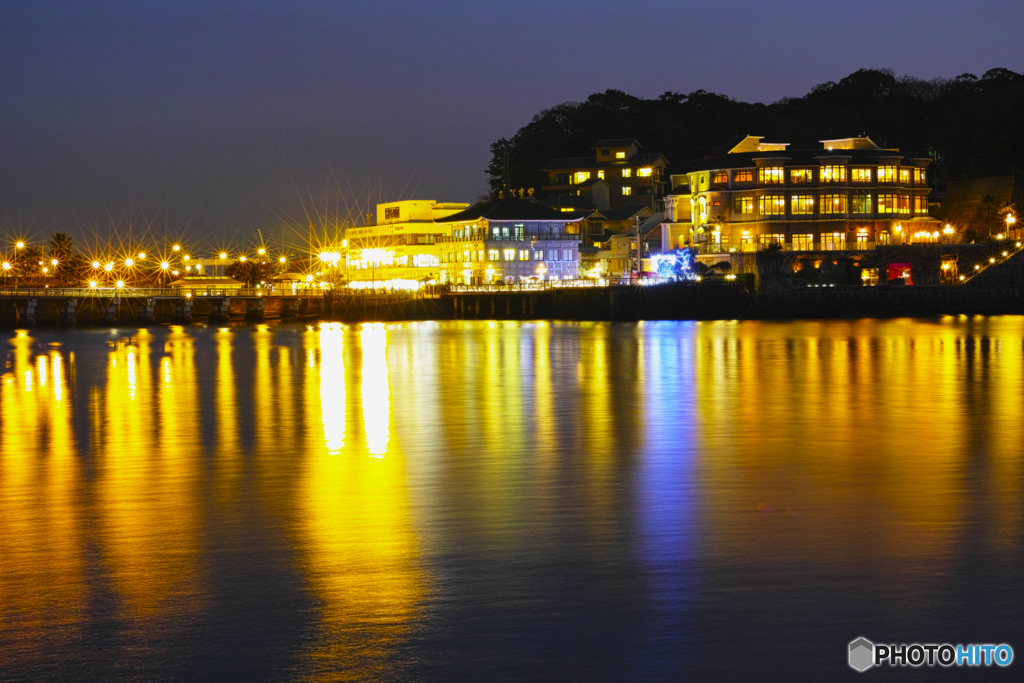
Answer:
0;319;1021;682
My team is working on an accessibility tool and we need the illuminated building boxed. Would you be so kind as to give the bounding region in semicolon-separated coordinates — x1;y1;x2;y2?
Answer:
346;200;469;285
540;139;670;211
667;135;939;253
433;195;583;285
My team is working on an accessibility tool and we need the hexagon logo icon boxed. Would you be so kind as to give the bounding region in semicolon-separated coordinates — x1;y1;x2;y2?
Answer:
849;637;874;672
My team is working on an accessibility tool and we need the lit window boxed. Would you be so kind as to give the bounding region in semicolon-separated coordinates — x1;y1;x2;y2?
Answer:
711;171;728;184
573;171;591;184
638;168;653;177
503;249;515;261
914;195;928;214
758;234;785;248
533;250;544;260
899;168;910;183
914;168;926;183
791;196;815;215
734;170;754;183
597;170;604;179
488;249;500;261
819;194;845;214
792;234;814;251
518;250;529;261
898;194;910;214
790;169;813;183
560;207;574;212
878;231;891;245
850;168;872;183
759;195;786;215
622;168;632;178
822;232;847;250
878;194;899;214
820;166;847;183
622;187;632;196
758;167;785;184
851;193;872;213
615;151;626;159
877;166;897;183
733;196;755;214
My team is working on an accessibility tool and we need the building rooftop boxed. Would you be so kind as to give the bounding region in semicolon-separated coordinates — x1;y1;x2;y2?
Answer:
434;195;583;223
539;153;668;171
688;146;931;173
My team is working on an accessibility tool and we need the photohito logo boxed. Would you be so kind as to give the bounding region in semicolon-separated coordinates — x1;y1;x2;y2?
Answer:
848;637;1014;671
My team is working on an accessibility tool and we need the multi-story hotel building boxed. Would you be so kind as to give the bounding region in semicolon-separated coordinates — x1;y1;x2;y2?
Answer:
540;139;669;211
346;197;583;286
435;196;583;284
346;200;469;284
664;135;939;253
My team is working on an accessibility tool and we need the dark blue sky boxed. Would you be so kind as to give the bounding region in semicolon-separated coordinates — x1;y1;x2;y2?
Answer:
2;0;1022;246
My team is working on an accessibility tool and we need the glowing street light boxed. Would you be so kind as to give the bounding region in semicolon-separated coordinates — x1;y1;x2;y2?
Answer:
105;262;114;272
89;280;97;288
115;280;124;288
51;259;58;266
279;256;286;263
219;252;228;259
172;245;181;252
125;258;134;267
2;262;10;271
239;255;247;262
160;261;170;270
16;241;24;249
92;261;101;269
183;255;190;261
257;248;266;255
138;252;146;259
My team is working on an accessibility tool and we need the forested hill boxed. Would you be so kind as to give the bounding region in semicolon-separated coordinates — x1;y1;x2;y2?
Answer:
485;68;1024;198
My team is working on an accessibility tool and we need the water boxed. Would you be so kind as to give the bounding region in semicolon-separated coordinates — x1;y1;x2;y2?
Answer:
1;319;1021;681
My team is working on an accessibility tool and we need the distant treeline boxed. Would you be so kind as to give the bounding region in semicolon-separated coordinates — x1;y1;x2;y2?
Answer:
486;68;1024;198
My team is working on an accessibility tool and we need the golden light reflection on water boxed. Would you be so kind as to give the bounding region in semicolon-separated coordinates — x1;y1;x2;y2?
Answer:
297;323;425;680
2;319;1023;678
0;333;84;664
97;327;203;624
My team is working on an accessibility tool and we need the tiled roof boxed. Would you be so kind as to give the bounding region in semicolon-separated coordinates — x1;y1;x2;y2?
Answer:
687;147;931;173
434;196;579;223
539;152;669;171
592;138;642;149
540;194;598;210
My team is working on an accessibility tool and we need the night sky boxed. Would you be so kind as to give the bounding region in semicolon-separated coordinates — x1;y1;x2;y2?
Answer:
2;0;1022;247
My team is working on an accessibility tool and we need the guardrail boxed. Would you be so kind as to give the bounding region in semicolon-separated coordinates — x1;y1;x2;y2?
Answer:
0;287;325;298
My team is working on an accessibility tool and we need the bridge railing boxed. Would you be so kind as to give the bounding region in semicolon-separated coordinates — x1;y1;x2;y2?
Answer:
0;287;326;298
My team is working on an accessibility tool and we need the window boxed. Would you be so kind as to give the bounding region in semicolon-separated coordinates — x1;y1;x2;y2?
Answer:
533;250;544;260
878;231;891;246
712;171;728;184
615;151;626;159
518;250;529;261
862;268;879;286
914;168;926;184
547;250;559;261
488;249;500;261
914;195;928;214
503;249;515;261
820;166;847;183
878;194;899;214
462;250;471;262
898;194;910;214
851;168;872;182
515;225;524;240
759;167;785;184
877;166;897;183
502;226;510;239
855;231;870;249
622;187;632;196
758;233;785;248
734;169;754;183
899;168;910;183
573;171;591;184
759;195;786;215
621;168;632;178
492;227;501;239
562;249;572;261
560;207;575;212
792;234;814;251
822;232;847;250
821;194;847;214
791;195;815;215
740;231;754;251
790;169;813;183
600;149;609;156
734;196;755;214
851;193;872;213
639;167;653;177
597;170;605;179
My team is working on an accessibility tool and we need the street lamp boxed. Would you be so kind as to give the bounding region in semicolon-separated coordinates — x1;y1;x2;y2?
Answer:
943;225;955;243
125;258;134;267
105;262;114;272
1008;214;1017;239
172;245;181;252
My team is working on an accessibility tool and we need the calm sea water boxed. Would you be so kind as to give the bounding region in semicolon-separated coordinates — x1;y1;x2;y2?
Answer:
1;319;1022;681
